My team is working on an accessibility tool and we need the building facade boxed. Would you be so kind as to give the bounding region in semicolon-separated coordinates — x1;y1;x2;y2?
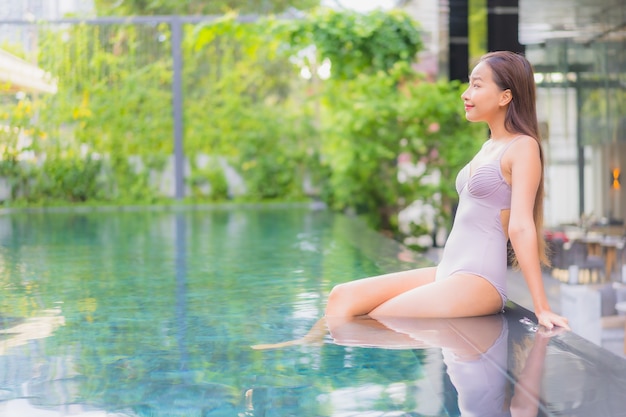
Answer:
521;0;625;228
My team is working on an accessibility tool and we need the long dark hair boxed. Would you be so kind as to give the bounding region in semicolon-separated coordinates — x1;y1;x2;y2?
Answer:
480;51;549;267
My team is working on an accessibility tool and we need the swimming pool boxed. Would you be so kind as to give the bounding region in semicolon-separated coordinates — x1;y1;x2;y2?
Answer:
0;205;625;416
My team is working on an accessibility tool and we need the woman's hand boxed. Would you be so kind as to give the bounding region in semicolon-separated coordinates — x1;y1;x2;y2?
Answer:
536;310;570;331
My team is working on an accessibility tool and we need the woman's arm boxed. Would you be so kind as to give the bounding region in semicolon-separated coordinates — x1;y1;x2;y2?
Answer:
506;137;569;330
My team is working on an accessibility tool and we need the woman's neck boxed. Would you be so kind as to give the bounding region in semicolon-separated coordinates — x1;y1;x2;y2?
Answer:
487;110;514;140
488;125;517;142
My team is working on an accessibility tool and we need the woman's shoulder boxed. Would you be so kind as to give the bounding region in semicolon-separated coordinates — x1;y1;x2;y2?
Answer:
512;134;538;146
502;135;542;174
509;135;540;156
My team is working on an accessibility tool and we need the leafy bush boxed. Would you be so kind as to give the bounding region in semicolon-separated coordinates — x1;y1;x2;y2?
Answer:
0;8;485;237
31;156;105;202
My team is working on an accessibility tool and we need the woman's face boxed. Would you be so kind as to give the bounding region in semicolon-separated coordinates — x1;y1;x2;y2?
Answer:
461;61;507;123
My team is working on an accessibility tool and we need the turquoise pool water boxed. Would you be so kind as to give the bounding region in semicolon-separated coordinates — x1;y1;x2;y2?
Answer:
1;205;625;417
0;205;429;416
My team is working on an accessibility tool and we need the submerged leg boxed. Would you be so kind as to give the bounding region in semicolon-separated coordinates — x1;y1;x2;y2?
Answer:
251;317;328;350
252;315;430;350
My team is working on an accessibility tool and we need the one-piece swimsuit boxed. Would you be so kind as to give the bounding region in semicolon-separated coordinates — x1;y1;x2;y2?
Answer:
435;137;521;309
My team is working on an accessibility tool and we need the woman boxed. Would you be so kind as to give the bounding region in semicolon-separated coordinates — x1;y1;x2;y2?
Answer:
325;51;569;331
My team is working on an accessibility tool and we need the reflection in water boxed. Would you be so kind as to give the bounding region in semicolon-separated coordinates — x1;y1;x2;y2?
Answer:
444;318;511;416
0;309;65;355
378;316;549;417
174;212;189;371
255;313;557;417
376;315;556;417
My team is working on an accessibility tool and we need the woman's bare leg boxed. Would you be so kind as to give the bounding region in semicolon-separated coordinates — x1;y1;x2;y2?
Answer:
251;317;328;350
252;269;502;350
325;267;438;317
369;273;503;319
252;267;436;350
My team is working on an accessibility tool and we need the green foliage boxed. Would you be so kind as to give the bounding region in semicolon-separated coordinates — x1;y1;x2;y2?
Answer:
0;8;486;236
188;163;229;201
30;155;105;202
182;14;317;201
25;22;172;203
0;94;47;201
206;166;229;200
397;79;486;226
320;65;408;227
0;95;44;157
283;8;423;79
319;62;484;230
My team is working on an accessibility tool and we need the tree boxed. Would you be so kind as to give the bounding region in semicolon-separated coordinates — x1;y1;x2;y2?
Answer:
283;8;423;79
281;9;484;233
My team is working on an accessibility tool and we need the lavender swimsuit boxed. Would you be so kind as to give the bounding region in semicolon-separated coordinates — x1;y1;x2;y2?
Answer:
435;138;520;308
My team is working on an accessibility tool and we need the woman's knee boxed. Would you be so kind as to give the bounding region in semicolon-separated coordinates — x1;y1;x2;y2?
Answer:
325;283;355;317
